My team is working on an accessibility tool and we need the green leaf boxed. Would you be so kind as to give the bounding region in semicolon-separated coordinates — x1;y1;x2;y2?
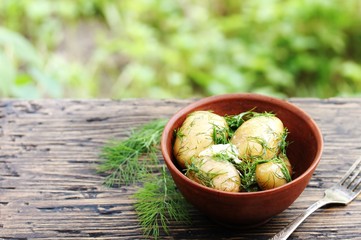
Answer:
28;67;63;98
0;51;16;96
0;27;41;66
340;61;361;83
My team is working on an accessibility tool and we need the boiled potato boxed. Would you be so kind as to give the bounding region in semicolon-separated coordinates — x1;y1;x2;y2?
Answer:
279;153;293;176
231;115;284;160
255;161;291;190
198;143;240;164
173;111;228;169
187;156;241;192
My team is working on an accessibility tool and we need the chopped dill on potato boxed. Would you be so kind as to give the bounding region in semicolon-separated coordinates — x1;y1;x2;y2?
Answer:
186;156;241;192
234;159;260;192
235;156;292;192
211;124;229;144
186;158;224;188
225;110;275;137
279;128;290;155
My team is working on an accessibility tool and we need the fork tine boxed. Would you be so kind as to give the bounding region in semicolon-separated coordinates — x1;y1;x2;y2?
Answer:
352;176;361;192
339;157;361;186
344;162;361;190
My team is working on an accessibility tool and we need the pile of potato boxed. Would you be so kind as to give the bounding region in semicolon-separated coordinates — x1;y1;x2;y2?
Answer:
173;110;292;192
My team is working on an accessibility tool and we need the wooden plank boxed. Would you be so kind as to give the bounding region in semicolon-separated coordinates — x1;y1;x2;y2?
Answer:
0;98;360;239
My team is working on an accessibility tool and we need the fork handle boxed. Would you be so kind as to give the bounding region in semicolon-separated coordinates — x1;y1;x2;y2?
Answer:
270;198;331;240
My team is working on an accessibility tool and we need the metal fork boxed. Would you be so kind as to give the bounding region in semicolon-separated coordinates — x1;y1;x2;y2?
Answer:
271;157;361;240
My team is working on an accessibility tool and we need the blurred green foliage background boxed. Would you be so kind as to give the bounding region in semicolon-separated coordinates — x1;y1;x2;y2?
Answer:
1;0;361;99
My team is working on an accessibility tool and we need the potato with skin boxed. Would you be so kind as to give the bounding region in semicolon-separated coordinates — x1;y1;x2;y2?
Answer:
173;111;228;169
198;143;240;164
255;161;290;190
187;156;241;192
279;153;293;176
231;115;284;160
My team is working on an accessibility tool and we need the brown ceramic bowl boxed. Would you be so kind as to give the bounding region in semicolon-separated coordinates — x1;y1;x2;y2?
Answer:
161;93;323;228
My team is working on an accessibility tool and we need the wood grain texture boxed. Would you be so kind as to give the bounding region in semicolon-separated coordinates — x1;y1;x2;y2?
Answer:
0;98;360;240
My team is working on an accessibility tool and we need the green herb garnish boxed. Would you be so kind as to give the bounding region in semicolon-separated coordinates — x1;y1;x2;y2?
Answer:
225;110;275;137
279;128;290;155
235;156;292;192
134;166;191;239
98;118;167;186
225;109;255;132
212;124;229;144
234;159;259;192
185;157;226;188
98;118;191;239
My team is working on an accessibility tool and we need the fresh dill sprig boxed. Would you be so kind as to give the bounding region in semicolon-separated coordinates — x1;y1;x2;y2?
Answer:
234;159;260;192
225;109;276;137
134;166;191;239
274;156;292;183
224;109;255;131
98;118;167;186
225;110;275;131
98;119;191;239
236;156;292;192
186;158;225;188
279;128;290;155
212;124;229;144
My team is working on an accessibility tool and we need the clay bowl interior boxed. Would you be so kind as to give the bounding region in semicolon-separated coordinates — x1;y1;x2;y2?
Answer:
161;93;323;228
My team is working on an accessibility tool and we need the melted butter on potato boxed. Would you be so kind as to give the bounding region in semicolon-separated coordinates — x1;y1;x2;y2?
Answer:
187;156;241;192
173;111;228;169
198;144;240;164
231;115;284;160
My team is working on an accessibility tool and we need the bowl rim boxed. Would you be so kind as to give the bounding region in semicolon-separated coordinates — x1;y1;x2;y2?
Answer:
161;93;323;197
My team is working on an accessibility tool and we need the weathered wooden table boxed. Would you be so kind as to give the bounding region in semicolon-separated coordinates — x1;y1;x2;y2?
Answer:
1;98;360;239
